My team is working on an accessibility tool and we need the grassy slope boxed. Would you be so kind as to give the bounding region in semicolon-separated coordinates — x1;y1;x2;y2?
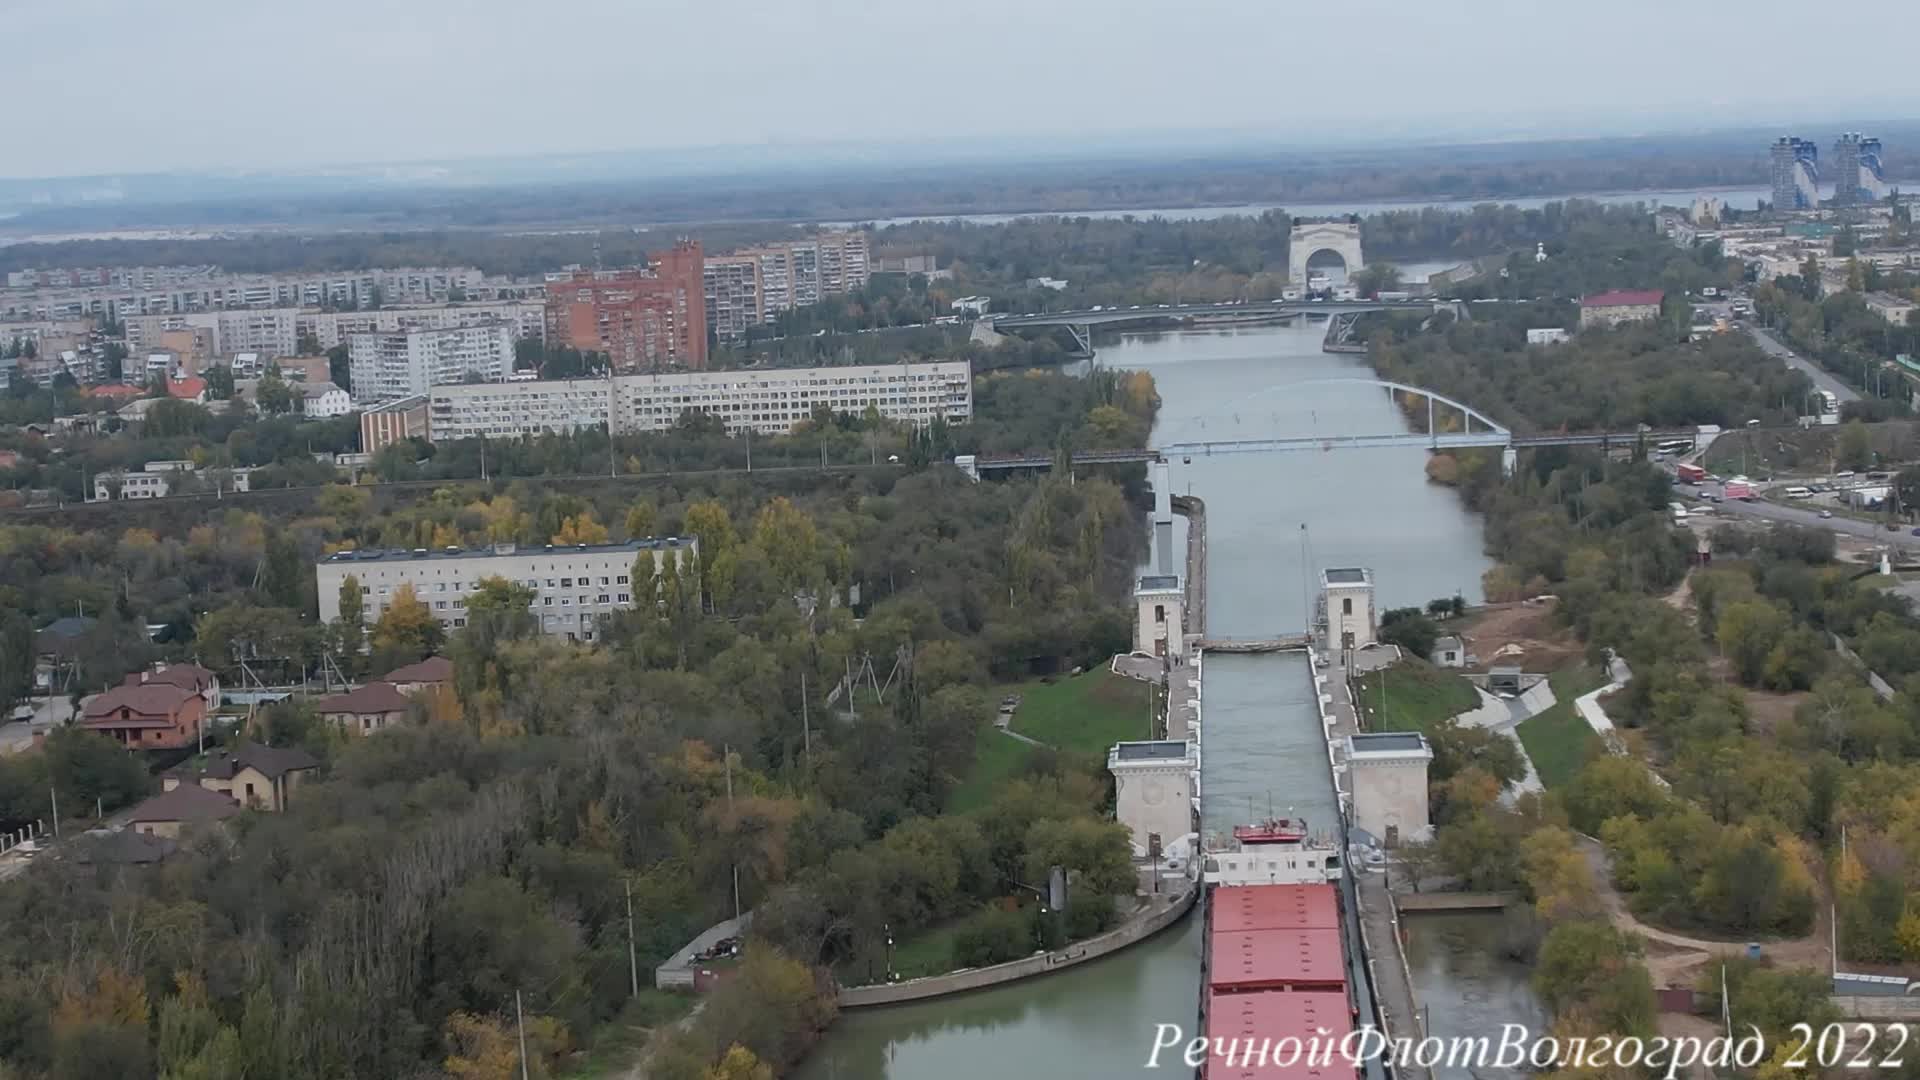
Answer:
1515;665;1608;788
1352;659;1479;734
946;668;1152;814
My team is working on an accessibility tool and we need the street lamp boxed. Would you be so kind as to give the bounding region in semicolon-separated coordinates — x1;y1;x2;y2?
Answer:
884;923;895;982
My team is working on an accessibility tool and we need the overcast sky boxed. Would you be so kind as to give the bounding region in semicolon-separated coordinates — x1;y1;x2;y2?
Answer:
7;0;1910;178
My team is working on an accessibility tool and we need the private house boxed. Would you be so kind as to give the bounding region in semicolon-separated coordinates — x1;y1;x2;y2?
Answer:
378;655;454;697
129;662;221;710
125;784;241;839
1431;635;1466;668
316;681;413;734
166;743;318;811
80;682;207;750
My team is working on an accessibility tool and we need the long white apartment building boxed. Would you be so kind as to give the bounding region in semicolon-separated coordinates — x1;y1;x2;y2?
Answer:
424;360;972;441
349;322;513;404
0;266;504;322
298;301;545;350
316;537;697;642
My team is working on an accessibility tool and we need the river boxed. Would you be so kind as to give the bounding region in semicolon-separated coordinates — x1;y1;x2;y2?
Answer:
841;185;1784;229
797;321;1534;1079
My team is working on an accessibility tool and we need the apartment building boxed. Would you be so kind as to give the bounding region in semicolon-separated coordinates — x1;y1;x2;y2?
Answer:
360;395;429;453
297;301;546;350
125;309;299;359
545;241;707;371
428;378;614;440
703;255;765;341
315;537;698;642
0;266;491;322
422;360;971;441
348;322;513;404
701;231;870;339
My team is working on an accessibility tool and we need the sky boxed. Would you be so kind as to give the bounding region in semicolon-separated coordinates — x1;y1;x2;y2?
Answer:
6;0;1912;178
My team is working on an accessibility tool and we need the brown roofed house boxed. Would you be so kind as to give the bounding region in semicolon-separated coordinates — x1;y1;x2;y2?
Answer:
316;681;413;734
378;655;454;697
82;683;207;750
125;784;240;839
167;743;319;811
127;661;222;710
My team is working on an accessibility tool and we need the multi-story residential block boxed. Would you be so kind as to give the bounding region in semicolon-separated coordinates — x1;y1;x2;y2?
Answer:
545;241;707;371
427;378;615;441
296;301;547;350
360;395;429;453
0;266;494;323
703;255;765;341
315;537;698;642
1769;137;1821;211
347;322;513;404
422;360;971;441
124;309;299;359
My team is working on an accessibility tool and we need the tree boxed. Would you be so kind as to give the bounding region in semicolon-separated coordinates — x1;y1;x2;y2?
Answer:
752;498;819;592
202;364;235;401
462;576;539;647
332;575;366;673
1837;419;1874;471
370;584;444;664
0;611;31;711
705;1046;773;1080
624;500;658;539
1533;922;1655;1035
552;512;610;546
256;368;294;415
684;501;737;558
1717;600;1790;685
1378;608;1439;660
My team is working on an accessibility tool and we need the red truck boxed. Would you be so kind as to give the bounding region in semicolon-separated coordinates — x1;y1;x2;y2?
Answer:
1676;463;1707;484
1724;476;1754;500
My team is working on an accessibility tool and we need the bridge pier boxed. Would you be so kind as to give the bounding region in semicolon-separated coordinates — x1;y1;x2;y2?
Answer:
1501;446;1517;477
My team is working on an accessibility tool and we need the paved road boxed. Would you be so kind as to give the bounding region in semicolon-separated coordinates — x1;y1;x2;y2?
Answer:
0;695;76;757
1746;324;1861;404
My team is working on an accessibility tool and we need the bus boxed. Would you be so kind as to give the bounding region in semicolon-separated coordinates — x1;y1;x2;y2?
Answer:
1655;440;1694;456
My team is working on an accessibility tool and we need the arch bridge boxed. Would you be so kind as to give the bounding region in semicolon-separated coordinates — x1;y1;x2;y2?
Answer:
955;378;1722;478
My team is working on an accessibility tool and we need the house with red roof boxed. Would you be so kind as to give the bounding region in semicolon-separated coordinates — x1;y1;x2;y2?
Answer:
166;376;207;403
81;682;207;750
126;662;222;710
1578;289;1666;329
87;384;142;402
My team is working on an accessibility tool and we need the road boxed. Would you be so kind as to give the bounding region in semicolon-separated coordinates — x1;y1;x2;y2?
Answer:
1746;323;1861;404
0;695;76;756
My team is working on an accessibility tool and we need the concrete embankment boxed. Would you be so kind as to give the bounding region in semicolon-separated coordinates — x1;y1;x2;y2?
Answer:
837;884;1197;1008
1396;892;1513;912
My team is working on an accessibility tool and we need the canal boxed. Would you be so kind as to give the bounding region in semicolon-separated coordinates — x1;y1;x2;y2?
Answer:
798;320;1534;1079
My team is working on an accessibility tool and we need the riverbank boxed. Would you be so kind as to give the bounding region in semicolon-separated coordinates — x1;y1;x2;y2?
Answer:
838;884;1196;1008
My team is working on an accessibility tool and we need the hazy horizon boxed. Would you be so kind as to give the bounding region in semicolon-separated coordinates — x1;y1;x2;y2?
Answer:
9;0;1914;181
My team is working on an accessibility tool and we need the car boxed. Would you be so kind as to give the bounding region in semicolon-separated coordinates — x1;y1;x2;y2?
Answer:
1837;470;1856;478
1911;527;1920;536
1820;510;1833;518
1889;522;1903;532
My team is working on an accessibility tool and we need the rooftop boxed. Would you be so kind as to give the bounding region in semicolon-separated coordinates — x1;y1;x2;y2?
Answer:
126;784;240;826
1321;567;1370;586
379;655;453;685
1581;289;1666;308
196;743;320;782
320;537;690;567
1135;574;1181;593
1203;990;1353;1080
1347;731;1433;758
1109;740;1191;763
316;682;412;714
83;683;200;721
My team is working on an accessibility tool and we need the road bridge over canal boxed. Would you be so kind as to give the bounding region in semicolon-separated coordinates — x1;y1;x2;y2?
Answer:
985;300;1464;353
955;378;1724;478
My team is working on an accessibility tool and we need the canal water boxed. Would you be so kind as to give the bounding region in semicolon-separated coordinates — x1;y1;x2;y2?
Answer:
798;321;1533;1079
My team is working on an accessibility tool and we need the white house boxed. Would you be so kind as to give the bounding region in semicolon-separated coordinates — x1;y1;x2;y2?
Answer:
951;296;992;315
299;381;352;418
1526;328;1569;345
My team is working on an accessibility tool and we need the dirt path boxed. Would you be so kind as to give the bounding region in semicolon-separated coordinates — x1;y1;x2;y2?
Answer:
1577;837;1832;986
1663;570;1696;616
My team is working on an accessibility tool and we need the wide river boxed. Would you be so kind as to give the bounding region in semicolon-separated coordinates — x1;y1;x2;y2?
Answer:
797;321;1539;1079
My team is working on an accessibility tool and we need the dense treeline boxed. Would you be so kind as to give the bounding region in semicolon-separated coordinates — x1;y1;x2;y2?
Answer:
0;369;1160;1078
1755;278;1920;415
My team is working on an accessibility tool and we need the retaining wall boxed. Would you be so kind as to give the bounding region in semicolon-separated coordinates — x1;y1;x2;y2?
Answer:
837;885;1196;1008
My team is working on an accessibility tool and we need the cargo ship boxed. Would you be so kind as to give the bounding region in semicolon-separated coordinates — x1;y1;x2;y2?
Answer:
1198;817;1355;1080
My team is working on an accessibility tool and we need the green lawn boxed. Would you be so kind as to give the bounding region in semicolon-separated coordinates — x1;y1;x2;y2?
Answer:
946;668;1153;814
1516;665;1609;789
947;722;1037;814
1351;659;1479;734
1009;668;1154;753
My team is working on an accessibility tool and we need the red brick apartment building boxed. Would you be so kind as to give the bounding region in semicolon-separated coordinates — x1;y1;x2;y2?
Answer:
545;241;707;371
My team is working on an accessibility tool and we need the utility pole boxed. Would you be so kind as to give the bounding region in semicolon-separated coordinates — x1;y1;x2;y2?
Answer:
745;429;752;473
801;671;812;766
625;878;640;999
48;785;59;840
514;990;531;1080
725;744;741;921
